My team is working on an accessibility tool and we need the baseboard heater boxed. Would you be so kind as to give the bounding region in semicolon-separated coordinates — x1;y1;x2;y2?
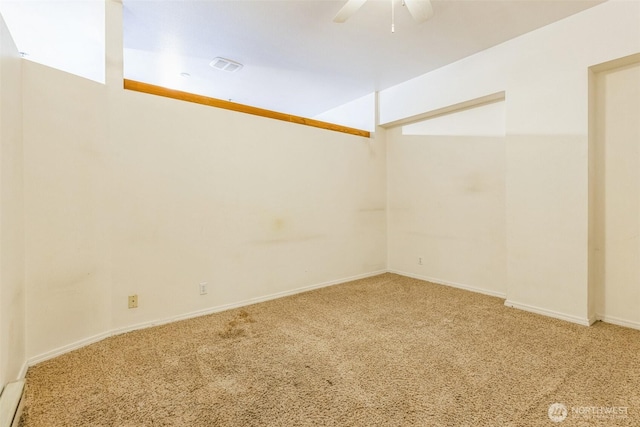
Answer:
0;380;25;427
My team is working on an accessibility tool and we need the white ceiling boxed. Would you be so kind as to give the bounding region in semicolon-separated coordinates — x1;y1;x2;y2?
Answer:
123;0;604;118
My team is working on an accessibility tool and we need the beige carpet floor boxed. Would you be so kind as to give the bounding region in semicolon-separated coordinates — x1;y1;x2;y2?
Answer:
19;273;640;426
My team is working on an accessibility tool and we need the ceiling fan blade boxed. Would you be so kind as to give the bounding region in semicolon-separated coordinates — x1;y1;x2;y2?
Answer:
333;0;368;23
404;0;434;24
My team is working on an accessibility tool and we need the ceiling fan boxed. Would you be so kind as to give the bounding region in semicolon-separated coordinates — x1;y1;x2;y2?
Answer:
333;0;434;28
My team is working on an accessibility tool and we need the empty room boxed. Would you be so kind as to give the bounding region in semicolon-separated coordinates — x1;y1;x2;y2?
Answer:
1;0;639;425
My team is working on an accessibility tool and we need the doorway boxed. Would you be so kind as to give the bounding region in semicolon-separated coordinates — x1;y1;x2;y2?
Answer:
591;56;640;329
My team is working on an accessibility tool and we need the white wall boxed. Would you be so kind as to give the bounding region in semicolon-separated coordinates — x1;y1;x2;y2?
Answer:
381;0;640;324
0;0;105;83
22;1;386;361
105;91;386;332
314;92;376;133
402;101;505;137
22;62;111;360
387;127;506;297
0;14;25;387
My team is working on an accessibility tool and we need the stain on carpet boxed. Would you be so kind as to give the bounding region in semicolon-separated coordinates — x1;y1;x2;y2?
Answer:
218;309;255;339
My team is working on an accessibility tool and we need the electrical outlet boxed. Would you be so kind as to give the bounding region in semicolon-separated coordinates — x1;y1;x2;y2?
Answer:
128;294;138;309
199;282;208;295
418;257;423;265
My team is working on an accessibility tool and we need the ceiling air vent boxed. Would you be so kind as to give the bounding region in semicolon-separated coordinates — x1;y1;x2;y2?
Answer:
209;57;243;72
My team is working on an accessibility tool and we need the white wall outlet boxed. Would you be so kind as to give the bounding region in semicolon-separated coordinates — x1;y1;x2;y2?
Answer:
199;282;208;295
418;257;423;265
128;294;138;309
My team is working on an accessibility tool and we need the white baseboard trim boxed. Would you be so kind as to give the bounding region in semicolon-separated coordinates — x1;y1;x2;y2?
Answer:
17;362;28;381
172;269;388;323
27;331;112;367
0;379;24;427
112;269;389;336
595;314;640;331
388;269;507;299
504;299;591;326
27;270;388;367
